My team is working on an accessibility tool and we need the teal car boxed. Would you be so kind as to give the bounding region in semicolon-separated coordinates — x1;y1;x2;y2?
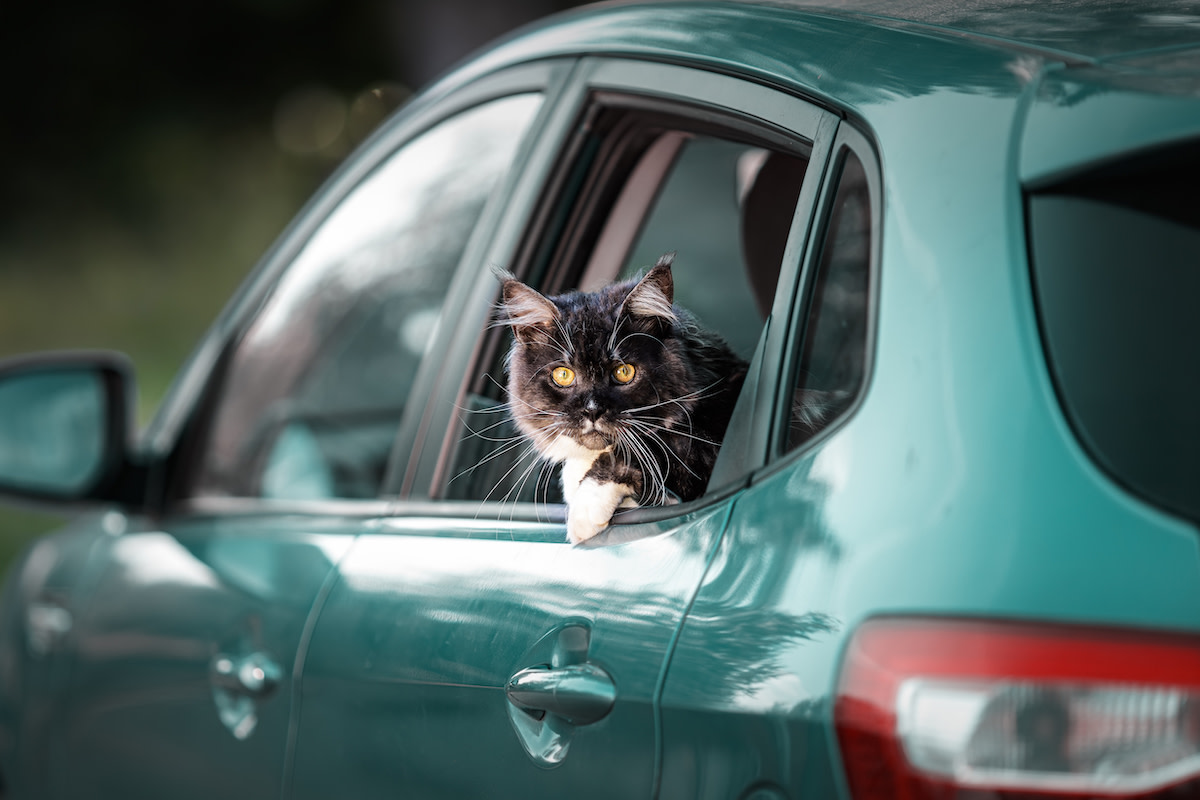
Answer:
2;1;1200;797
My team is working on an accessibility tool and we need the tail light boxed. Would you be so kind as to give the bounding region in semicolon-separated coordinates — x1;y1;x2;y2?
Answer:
835;617;1200;798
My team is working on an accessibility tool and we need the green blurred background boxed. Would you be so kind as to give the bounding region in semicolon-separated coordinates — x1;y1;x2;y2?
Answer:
0;0;585;569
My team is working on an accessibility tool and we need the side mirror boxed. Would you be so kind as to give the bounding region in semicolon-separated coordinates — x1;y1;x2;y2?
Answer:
0;352;135;504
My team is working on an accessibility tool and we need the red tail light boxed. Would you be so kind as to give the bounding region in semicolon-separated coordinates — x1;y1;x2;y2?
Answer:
835;618;1200;799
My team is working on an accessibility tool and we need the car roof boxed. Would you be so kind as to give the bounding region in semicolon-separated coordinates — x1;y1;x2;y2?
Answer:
752;0;1200;62
413;0;1200;183
447;0;1200;104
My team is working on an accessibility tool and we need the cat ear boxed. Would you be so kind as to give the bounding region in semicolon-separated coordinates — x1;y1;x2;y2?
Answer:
623;253;677;323
496;272;560;344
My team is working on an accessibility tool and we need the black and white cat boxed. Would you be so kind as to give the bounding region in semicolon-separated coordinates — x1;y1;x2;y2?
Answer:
497;254;748;543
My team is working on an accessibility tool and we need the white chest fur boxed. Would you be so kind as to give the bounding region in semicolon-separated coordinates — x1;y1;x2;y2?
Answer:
560;450;604;504
540;438;638;544
557;448;638;544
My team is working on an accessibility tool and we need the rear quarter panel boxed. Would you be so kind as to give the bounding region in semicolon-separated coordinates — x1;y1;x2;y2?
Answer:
645;12;1200;799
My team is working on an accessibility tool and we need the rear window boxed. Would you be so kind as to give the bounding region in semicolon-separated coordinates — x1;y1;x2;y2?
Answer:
1027;140;1200;523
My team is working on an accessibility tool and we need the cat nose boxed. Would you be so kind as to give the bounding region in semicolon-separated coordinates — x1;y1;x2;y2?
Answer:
583;398;602;420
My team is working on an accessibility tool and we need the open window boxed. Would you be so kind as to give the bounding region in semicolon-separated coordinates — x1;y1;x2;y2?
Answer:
440;97;812;508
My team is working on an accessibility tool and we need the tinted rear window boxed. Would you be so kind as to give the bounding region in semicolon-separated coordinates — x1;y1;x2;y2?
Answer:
1027;141;1200;523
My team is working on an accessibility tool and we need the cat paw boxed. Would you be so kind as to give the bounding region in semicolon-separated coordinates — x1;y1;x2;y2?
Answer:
566;478;634;544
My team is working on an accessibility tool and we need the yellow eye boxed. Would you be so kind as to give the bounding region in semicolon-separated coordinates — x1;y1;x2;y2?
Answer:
551;366;575;387
613;363;636;384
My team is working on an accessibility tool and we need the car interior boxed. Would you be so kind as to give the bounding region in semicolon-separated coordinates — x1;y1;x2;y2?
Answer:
443;101;810;507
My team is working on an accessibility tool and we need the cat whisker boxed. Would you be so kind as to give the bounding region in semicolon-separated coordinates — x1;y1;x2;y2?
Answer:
504;393;567;419
625;420;705;483
626;417;720;448
456;406;565;455
502;452;548;506
479;439;553;506
483;375;567;415
617;426;671;505
612;330;669;356
459;415;531;441
457;417;565;489
451;394;516;415
470;445;544;525
450;434;535;485
483;373;511;395
553;318;576;357
536;458;559;511
621;378;726;415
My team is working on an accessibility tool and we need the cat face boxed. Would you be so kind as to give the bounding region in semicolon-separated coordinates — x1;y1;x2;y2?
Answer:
498;261;692;462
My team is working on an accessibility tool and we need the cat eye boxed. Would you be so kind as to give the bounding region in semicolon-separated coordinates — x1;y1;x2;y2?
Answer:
551;366;576;387
613;363;636;384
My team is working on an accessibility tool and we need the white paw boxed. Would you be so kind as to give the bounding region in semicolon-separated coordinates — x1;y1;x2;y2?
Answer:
566;479;634;544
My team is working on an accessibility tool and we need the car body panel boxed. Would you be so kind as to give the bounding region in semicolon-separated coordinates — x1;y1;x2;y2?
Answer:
0;515;109;793
288;53;841;798
1021;54;1200;184
651;22;1200;794
290;508;730;799
0;2;1198;799
28;514;356;799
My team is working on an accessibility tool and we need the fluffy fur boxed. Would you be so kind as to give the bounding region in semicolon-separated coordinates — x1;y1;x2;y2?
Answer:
497;254;747;543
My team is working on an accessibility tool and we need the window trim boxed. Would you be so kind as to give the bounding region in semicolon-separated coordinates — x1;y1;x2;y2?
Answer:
392;62;595;500
763;123;882;472
157;60;575;516
413;57;841;527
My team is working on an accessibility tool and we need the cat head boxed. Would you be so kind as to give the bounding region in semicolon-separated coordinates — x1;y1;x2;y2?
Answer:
496;254;693;460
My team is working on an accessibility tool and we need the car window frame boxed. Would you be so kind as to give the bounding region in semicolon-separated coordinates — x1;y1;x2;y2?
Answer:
402;56;841;528
152;60;577;517
764;123;883;470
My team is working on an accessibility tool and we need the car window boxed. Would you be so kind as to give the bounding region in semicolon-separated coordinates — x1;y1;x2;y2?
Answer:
1027;139;1200;524
192;93;543;500
620;138;804;360
445;109;809;505
785;148;872;452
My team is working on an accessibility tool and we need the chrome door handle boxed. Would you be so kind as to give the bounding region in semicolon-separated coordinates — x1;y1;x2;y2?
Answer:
506;662;616;725
210;650;284;740
211;651;282;700
26;600;73;657
505;624;615;766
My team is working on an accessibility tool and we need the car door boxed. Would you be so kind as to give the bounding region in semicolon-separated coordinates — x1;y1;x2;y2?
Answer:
658;127;880;798
38;68;551;800
289;59;838;799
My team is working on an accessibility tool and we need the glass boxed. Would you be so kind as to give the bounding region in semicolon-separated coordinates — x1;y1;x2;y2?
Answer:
0;368;106;495
622;138;807;360
1027;139;1200;523
449;131;808;503
786;150;872;451
194;93;542;499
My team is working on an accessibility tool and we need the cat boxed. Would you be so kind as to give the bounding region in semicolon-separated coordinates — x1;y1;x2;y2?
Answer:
496;253;748;544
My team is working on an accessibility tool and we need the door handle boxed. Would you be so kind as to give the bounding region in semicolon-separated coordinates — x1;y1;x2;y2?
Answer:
210;650;283;740
506;662;616;725
26;600;73;657
505;624;614;766
211;651;283;699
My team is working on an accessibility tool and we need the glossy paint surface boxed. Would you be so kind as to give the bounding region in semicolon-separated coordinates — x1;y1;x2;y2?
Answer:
11;513;356;799
291;506;728;799
1;2;1199;799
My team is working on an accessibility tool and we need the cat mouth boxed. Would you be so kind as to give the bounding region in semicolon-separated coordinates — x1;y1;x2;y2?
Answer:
574;422;614;450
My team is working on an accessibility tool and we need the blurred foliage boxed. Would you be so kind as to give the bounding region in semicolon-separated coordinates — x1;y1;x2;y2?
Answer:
0;124;327;551
0;0;586;562
0;507;69;580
